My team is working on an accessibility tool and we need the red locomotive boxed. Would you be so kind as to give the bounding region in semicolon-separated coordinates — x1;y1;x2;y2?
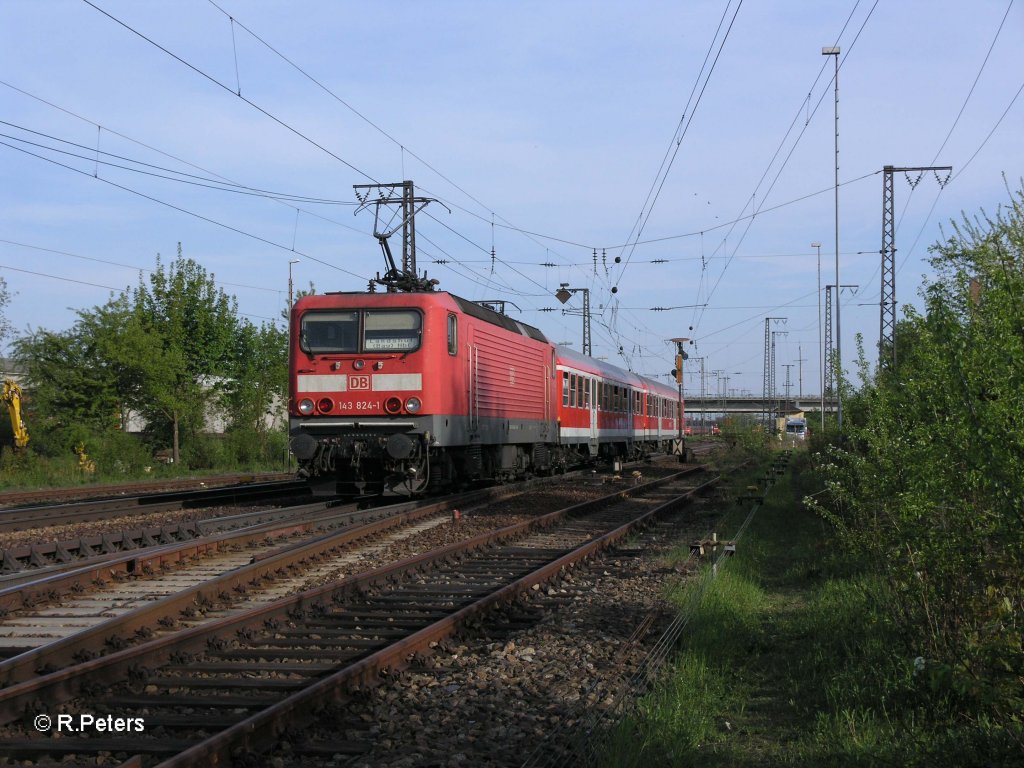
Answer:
288;289;683;495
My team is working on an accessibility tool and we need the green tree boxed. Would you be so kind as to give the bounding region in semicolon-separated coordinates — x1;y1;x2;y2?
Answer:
121;247;241;464
223;319;288;434
10;324;123;452
10;245;295;475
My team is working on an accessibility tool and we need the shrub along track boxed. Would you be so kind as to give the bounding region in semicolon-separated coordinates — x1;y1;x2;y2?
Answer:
0;464;717;766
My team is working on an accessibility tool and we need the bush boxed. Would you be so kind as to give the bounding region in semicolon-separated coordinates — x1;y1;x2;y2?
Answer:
807;185;1024;749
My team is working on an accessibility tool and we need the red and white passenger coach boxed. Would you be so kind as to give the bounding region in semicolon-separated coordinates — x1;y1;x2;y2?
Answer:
288;289;682;494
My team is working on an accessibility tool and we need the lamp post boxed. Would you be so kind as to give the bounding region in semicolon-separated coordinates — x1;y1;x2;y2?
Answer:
669;337;691;459
811;241;824;433
822;45;842;430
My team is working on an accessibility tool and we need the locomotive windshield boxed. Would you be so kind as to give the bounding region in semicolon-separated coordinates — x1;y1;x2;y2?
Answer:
363;310;421;352
299;309;421;354
301;311;358;353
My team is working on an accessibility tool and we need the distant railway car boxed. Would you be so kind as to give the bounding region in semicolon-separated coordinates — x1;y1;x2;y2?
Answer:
784;416;807;441
288;290;682;495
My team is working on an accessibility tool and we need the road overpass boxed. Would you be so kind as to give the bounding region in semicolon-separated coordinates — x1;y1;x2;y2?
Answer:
683;395;838;414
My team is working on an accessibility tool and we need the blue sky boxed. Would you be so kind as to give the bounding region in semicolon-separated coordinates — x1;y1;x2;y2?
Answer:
1;0;1021;399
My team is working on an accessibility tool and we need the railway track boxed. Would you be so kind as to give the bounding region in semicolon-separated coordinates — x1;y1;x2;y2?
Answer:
0;485;501;677
0;472;292;508
0;487;326;575
0;464;716;766
0;478;311;535
0;463;677;678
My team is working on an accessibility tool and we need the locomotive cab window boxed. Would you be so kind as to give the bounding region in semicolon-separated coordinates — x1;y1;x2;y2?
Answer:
363;310;422;352
447;314;458;356
300;311;359;354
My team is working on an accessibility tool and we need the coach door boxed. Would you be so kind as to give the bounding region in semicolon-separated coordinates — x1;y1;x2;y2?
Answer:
638;391;647;444
588;377;599;455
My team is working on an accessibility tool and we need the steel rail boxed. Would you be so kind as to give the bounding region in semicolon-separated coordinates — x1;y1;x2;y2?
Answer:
0;483;516;685
0;468;707;742
0;472;291;508
0;467;675;688
0;479;310;534
158;473;721;767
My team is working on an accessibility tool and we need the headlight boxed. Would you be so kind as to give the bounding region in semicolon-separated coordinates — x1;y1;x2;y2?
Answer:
405;397;422;414
384;397;403;415
298;398;314;415
317;398;334;413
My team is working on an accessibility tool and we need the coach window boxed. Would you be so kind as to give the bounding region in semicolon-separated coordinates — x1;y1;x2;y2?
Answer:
570;373;577;408
562;372;570;406
584;377;591;409
300;310;358;354
577;375;584;409
363;310;421;352
447;314;457;355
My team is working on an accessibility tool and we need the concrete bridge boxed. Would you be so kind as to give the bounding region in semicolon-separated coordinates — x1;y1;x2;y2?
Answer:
683;395;838;414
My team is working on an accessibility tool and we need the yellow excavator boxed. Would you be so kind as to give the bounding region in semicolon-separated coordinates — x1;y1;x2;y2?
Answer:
2;378;29;450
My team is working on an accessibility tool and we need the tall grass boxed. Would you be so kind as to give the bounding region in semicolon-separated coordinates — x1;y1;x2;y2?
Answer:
597;460;1021;767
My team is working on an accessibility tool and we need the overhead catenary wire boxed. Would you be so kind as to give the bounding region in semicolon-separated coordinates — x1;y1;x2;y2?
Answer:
0;239;282;296
70;3;583;315
690;0;879;334
82;0;379;184
6;3;1017;395
0;122;358;206
1;139;369;282
611;0;744;287
205;1;590;275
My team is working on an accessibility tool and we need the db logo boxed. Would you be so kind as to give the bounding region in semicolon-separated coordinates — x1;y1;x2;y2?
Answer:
348;375;371;391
